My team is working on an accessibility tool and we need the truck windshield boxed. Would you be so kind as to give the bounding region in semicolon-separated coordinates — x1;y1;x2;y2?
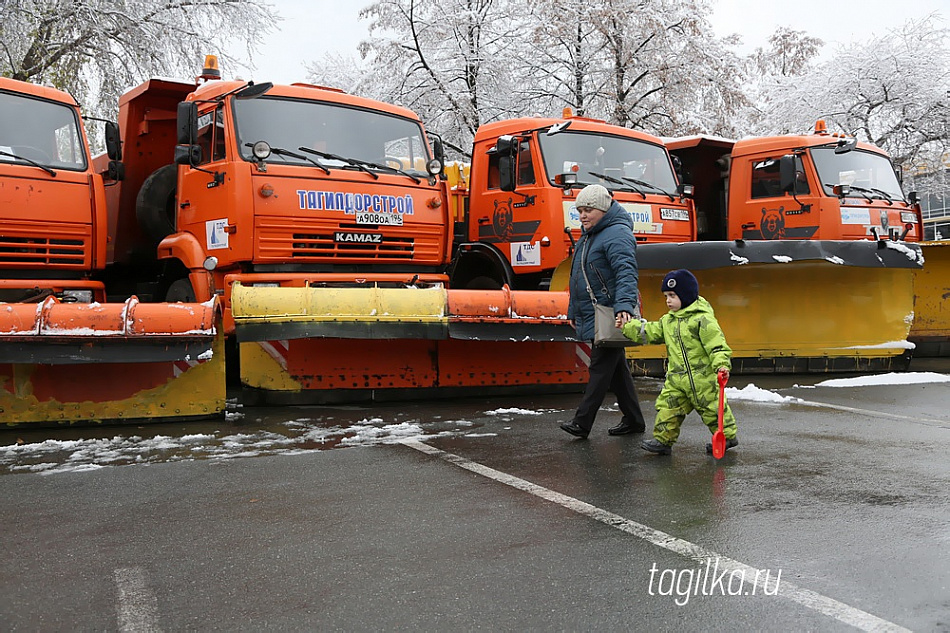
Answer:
233;97;431;175
811;147;905;200
0;91;86;171
538;131;677;193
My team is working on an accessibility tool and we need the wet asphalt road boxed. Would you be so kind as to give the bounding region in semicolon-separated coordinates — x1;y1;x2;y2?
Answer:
1;361;949;632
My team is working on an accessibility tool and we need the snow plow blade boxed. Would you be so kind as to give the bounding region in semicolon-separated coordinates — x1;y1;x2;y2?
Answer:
628;240;922;375
0;297;225;427
231;283;576;343
231;283;450;342
910;240;950;356
230;282;585;404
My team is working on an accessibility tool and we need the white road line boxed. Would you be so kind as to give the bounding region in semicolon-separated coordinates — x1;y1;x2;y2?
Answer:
114;567;161;633
792;398;950;429
401;439;911;633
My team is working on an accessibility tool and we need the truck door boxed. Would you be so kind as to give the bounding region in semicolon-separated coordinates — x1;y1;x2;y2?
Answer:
735;155;817;240
477;138;546;272
177;104;237;262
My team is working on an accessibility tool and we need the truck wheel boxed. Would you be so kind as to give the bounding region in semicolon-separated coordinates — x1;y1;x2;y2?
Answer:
465;276;503;290
136;164;178;244
165;278;196;303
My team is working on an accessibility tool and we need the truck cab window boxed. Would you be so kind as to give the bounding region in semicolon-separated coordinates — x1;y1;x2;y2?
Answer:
752;157;810;198
517;140;535;185
196;108;226;164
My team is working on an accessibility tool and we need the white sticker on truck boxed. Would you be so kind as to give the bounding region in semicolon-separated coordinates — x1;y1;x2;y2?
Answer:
840;208;871;225
206;219;229;250
511;242;541;267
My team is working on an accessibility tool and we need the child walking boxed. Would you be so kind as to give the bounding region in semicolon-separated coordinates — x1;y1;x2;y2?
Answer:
619;269;738;455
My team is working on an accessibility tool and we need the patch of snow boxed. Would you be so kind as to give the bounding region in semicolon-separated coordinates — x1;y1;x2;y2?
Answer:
725;383;804;404
843;340;915;350
772;255;793;263
815;372;950;388
485;407;543;415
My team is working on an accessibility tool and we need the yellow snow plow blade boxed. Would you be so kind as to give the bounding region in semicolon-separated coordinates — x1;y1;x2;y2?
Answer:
910;240;950;356
0;296;226;426
230;282;450;341
627;240;921;375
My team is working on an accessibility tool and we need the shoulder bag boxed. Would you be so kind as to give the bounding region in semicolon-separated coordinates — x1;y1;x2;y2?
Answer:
580;240;636;347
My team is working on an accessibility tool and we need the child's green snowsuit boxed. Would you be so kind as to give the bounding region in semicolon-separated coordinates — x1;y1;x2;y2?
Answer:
621;296;737;446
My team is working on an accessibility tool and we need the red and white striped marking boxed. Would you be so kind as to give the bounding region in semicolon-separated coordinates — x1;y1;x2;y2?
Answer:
259;340;290;371
574;342;592;368
173;358;202;377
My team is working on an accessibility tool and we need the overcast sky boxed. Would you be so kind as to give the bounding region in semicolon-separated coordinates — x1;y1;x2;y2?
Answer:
227;0;946;85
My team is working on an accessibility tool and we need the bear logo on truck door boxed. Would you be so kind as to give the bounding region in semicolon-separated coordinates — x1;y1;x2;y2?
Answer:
492;198;514;241
760;206;786;239
476;197;542;244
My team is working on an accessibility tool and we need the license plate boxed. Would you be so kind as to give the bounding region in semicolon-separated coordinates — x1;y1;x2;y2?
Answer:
900;212;917;224
660;208;689;221
357;211;403;226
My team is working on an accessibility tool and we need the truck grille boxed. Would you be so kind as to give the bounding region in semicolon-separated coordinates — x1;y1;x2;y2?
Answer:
256;218;445;264
0;231;88;267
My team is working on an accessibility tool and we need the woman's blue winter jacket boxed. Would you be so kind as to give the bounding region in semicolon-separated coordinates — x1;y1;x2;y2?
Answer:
567;200;639;341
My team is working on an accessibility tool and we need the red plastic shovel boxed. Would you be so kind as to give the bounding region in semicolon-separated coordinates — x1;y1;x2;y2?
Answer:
712;370;728;459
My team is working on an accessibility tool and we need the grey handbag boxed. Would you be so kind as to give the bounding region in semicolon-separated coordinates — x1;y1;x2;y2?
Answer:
580;241;636;347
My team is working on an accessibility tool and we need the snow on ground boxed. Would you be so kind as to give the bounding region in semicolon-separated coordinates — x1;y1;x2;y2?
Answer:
3;373;945;475
0;417;458;476
725;384;804;404
814;372;950;388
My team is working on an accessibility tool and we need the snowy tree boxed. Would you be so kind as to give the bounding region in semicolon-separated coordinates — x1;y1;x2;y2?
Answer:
756;15;950;167
357;0;526;157
0;0;279;114
516;0;602;118
601;0;748;137
750;27;823;78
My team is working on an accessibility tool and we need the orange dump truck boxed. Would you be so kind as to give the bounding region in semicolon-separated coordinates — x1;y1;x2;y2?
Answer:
450;113;923;374
0;77;224;426
107;58;581;404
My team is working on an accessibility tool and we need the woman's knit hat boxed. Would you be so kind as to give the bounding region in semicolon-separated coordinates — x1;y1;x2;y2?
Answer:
574;184;612;212
661;269;699;308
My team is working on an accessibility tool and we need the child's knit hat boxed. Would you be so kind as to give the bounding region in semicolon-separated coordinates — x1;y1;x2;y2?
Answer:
661;269;699;308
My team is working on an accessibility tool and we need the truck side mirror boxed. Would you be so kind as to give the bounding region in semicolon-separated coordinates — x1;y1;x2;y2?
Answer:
779;155;798;193
104;121;123;161
107;160;125;181
431;136;445;164
834;137;857;154
177;102;198;145
496;135;517;192
174;144;202;166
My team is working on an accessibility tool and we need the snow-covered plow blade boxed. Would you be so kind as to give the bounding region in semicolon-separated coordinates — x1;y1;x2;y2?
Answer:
231;282;585;404
628;240;922;375
910;240;950;356
0;297;225;426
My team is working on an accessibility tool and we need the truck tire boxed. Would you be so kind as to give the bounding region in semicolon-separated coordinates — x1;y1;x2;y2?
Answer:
165;278;196;303
136;164;178;244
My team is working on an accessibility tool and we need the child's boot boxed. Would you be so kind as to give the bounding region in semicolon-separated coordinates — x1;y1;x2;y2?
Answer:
641;438;673;455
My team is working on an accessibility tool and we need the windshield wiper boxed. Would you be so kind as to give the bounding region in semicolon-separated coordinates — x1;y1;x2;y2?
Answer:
866;187;895;204
353;158;421;184
246;143;330;175
588;170;645;198
827;183;891;203
0;150;56;176
298;147;378;180
622;176;676;201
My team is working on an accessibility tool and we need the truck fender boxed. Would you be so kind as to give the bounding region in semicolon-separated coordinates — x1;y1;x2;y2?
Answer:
136;164;178;245
157;232;214;302
450;243;515;290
